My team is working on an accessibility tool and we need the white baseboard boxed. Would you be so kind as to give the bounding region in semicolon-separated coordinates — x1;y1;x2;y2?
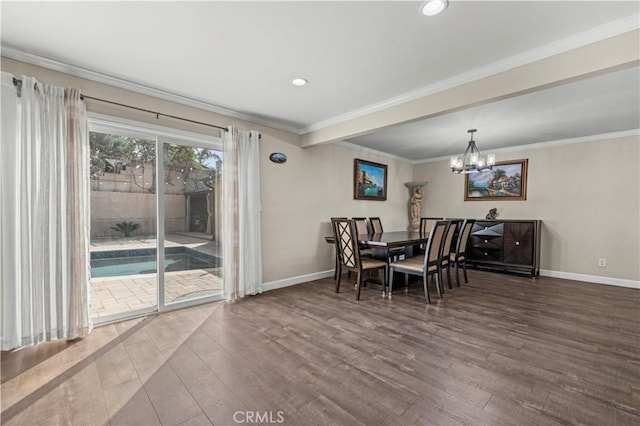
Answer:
261;268;639;292
539;269;639;289
262;269;334;292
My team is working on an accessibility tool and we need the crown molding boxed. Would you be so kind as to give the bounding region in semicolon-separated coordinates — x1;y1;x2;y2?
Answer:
1;45;302;135
302;14;640;134
412;129;640;165
3;13;638;138
334;141;414;163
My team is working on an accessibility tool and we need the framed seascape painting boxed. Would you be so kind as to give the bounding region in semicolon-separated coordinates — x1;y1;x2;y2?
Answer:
465;159;528;201
354;159;387;201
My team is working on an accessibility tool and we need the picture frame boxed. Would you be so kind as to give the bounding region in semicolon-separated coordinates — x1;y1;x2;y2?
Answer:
354;158;387;201
464;159;528;201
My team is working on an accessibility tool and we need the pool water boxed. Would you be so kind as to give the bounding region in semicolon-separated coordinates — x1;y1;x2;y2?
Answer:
91;253;217;278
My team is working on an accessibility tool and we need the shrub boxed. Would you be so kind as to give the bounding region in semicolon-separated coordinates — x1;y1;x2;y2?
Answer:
110;221;141;237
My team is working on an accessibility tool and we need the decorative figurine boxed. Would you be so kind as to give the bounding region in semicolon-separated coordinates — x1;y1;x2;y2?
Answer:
486;208;498;220
410;186;423;227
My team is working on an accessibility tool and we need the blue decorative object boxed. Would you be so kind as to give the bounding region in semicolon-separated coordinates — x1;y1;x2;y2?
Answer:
269;152;287;164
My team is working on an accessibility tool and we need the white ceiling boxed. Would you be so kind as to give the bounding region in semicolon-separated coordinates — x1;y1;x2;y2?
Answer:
1;1;639;160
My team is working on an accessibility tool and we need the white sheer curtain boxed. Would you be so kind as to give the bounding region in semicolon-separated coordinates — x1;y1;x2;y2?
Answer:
222;126;262;299
0;72;91;350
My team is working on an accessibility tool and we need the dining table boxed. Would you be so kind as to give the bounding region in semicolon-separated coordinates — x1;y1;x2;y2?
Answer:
325;230;430;292
325;230;429;253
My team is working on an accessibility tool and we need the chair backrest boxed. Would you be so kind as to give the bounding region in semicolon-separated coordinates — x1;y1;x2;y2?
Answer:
334;219;361;269
424;220;450;269
442;219;461;257
420;217;441;237
330;217;347;250
456;219;475;255
352;217;370;235
369;217;383;233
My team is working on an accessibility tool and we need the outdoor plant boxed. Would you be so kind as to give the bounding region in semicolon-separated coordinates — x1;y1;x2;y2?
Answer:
110;221;141;237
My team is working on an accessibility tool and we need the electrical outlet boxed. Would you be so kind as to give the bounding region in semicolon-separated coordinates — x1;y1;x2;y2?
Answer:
598;258;607;267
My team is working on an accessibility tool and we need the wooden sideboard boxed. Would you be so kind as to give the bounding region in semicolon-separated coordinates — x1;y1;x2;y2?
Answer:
466;219;541;278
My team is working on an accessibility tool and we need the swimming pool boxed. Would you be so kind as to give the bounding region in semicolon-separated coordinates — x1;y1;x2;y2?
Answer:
91;247;220;278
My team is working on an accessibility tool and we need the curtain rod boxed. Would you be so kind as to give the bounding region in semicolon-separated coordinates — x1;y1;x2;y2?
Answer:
12;77;229;132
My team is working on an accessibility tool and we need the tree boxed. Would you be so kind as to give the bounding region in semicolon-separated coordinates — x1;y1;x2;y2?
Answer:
90;132;222;193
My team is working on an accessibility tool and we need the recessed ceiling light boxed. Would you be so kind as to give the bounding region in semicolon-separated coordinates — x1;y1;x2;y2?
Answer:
421;0;448;16
292;78;308;86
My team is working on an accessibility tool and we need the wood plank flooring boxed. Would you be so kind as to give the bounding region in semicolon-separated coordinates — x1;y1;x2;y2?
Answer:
2;270;639;425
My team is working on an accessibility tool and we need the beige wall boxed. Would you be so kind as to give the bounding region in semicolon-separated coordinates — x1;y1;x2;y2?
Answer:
259;140;413;281
413;135;640;282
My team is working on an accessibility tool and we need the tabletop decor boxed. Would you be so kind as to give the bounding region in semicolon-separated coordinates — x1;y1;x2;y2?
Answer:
465;159;528;201
354;159;387;201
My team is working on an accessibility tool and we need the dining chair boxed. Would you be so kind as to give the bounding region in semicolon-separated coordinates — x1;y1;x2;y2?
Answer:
420;217;442;237
334;218;388;300
451;219;475;286
351;217;373;257
330;217;347;281
439;219;462;290
417;217;441;253
388;220;450;303
368;216;405;261
369;217;383;233
352;217;370;235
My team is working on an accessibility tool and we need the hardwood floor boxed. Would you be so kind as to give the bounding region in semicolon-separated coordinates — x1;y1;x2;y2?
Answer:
2;270;639;425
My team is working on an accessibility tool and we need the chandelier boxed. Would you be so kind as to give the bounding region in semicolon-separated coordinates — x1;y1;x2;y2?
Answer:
450;129;495;174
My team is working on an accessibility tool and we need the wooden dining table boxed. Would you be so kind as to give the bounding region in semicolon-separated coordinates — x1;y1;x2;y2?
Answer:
325;231;430;291
325;230;429;252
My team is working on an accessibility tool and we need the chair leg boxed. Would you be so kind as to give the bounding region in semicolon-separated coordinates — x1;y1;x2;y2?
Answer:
389;267;394;296
422;273;431;304
336;267;342;293
446;262;452;289
334;256;338;280
463;261;468;283
437;267;445;295
356;271;362;300
434;273;442;298
382;265;388;296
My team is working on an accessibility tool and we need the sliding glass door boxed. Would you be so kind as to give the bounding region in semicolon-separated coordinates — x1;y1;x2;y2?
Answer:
89;131;159;321
89;117;223;324
162;141;223;306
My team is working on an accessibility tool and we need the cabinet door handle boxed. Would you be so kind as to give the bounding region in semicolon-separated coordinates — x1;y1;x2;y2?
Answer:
484;240;488;244
484;252;488;256
515;241;520;246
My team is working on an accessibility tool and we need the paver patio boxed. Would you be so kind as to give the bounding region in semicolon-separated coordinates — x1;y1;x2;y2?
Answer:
90;233;223;318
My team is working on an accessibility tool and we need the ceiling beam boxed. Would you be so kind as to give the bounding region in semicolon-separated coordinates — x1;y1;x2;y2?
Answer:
300;29;640;148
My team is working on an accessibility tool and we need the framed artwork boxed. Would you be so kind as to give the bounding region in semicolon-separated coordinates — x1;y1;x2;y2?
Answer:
354;158;387;201
464;159;528;201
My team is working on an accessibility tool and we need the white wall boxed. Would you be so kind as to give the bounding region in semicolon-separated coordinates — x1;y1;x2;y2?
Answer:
413;135;640;283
